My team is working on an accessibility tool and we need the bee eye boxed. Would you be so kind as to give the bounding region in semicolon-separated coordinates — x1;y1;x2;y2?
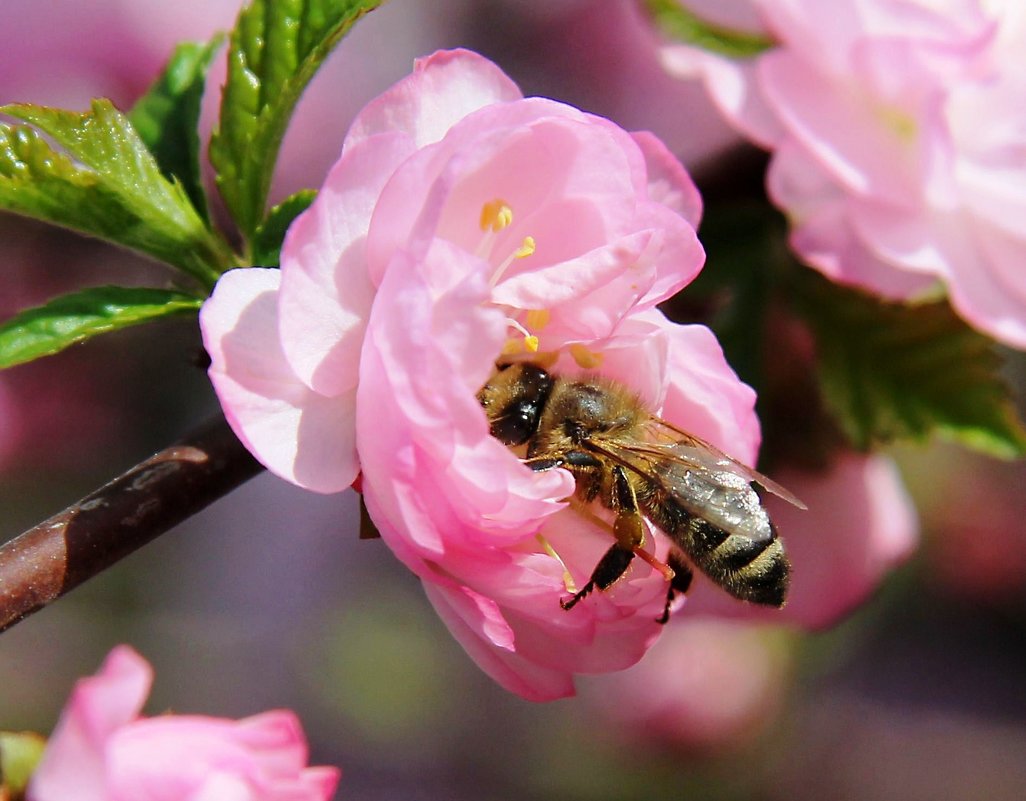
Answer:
490;405;539;445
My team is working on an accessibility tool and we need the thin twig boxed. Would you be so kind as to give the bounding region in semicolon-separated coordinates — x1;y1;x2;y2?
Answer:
0;414;264;633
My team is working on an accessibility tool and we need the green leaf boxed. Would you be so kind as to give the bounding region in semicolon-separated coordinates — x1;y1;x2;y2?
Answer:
0;286;203;369
0;731;47;798
1;100;232;287
682;202;782;388
795;272;1026;459
642;0;774;58
129;36;225;221
210;0;384;241
251;188;317;265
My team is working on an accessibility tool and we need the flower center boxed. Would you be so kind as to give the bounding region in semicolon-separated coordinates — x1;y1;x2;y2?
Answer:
477;199;548;355
477;198;536;287
877;104;917;143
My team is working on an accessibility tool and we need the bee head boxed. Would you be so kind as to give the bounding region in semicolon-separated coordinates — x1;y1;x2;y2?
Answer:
478;363;554;446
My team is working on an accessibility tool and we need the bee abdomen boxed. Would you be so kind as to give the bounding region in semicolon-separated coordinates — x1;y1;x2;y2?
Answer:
678;517;790;607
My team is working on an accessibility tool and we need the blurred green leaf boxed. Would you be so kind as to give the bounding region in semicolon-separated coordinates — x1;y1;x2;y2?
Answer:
796;272;1026;459
1;101;232;286
0;286;203;369
642;0;774;58
252;188;317;265
684;202;783;388
0;731;46;798
129;36;224;221
210;0;384;241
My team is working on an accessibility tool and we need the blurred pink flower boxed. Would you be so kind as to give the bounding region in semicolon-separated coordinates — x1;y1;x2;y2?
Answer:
27;645;339;801
661;0;1026;348
0;0;239;109
687;452;919;629
588;616;791;753
915;448;1026;605
588;452;917;753
202;49;764;699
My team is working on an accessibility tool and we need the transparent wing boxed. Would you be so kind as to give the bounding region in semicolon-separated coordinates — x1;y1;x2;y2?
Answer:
641;417;807;509
580;416;805;545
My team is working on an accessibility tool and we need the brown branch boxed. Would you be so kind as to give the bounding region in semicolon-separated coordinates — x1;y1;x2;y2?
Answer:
0;414;264;633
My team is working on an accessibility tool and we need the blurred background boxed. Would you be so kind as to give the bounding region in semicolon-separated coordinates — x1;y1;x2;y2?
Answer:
2;1;1025;799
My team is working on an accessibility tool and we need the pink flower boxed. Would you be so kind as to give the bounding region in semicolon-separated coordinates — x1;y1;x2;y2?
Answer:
27;645;339;801
686;452;919;629
201;49;763;699
587;616;791;753
661;0;1026;348
586;454;916;753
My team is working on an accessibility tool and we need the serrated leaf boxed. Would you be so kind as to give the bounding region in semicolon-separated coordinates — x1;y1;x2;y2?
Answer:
0;286;203;369
796;272;1026;459
642;0;774;59
210;0;384;241
252;188;317;265
129;36;224;221
1;100;232;287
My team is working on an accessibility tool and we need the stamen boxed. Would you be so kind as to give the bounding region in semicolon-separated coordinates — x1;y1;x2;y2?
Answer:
878;105;917;142
489;235;537;288
569;343;604;369
514;236;536;259
505;318;540;353
537;534;578;594
634;548;676;582
480;199;514;232
569;498;614;534
525;308;550;330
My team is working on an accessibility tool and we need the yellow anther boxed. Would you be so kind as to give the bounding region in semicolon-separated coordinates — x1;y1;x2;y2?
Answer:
525;308;550;330
501;338;524;356
506;318;540;354
514;236;536;259
569;343;604;369
480;199;514;232
879;105;917;142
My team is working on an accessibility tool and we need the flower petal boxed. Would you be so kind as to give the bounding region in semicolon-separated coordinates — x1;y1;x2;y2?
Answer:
344;48;523;153
422;582;576;701
632;129;703;228
277;131;412;396
660;319;761;465
201;269;358;493
28;646;152;801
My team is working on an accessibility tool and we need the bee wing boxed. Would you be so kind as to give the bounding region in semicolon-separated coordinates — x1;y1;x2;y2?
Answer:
591;437;776;543
642;418;807;510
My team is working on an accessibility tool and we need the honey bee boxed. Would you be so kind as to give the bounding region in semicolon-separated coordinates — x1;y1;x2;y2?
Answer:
478;362;803;622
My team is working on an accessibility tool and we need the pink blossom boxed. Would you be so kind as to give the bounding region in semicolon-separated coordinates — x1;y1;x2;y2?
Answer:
661;0;1026;348
587;452;917;752
686;452;919;629
27;645;339;801
202;49;763;699
916;448;1026;605
587;616;791;753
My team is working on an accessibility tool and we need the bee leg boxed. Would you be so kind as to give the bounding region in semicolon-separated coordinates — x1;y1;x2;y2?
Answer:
524;451;602;472
611;465;646;550
610;465;683;619
657;553;694;624
560;545;635;610
562;465;645;612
